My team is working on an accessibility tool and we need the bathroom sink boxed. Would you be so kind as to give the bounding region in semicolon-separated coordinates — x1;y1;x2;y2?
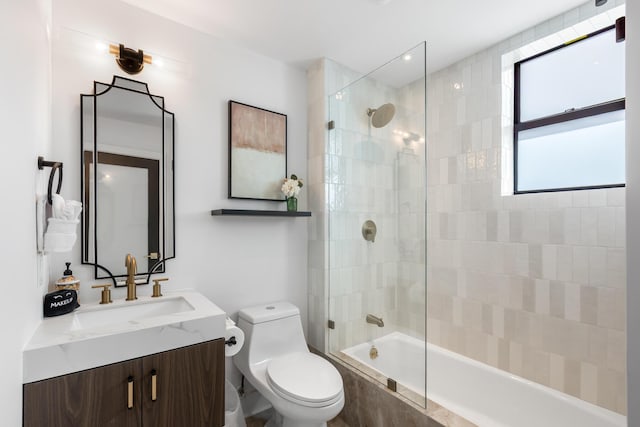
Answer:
70;296;195;331
23;290;226;383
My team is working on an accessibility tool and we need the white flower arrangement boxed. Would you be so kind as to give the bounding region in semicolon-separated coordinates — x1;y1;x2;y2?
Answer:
281;174;303;199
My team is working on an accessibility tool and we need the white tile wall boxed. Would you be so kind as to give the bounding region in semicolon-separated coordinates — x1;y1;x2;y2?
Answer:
307;57;426;353
426;1;627;414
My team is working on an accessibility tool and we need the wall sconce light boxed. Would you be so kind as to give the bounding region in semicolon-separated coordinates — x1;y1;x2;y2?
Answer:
108;43;152;75
595;0;607;6
616;16;625;42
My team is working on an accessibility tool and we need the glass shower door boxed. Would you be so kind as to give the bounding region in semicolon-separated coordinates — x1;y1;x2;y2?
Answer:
326;42;427;407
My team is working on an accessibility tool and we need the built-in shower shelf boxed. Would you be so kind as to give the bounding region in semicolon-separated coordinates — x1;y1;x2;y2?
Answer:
210;209;312;217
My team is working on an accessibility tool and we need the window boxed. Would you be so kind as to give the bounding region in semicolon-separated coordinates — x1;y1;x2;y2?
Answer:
514;25;625;193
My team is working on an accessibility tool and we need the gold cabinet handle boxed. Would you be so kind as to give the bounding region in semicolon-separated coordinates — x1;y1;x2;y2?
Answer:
127;376;134;409
151;369;157;401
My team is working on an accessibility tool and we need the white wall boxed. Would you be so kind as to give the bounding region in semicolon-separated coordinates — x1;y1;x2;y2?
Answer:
49;0;307;385
0;0;52;424
626;0;639;424
51;0;307;310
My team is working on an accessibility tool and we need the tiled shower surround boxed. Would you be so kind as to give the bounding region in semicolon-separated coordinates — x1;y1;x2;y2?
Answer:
308;0;627;417
426;1;626;414
327;69;426;352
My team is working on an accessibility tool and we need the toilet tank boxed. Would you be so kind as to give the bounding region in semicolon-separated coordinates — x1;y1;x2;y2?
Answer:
236;302;309;366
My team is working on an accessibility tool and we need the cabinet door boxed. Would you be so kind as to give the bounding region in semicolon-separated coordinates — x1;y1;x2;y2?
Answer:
23;359;142;427
141;339;225;427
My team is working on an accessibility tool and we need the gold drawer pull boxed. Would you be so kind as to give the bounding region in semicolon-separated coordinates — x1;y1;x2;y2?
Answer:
127;376;134;409
151;369;157;401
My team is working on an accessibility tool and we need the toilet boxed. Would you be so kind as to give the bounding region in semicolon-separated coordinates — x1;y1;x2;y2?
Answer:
233;302;344;427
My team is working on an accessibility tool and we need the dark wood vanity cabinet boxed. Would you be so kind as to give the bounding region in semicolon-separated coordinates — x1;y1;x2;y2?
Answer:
141;339;225;426
23;358;142;426
23;339;225;427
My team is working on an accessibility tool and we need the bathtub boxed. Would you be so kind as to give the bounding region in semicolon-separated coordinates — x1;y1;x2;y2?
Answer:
342;332;626;427
343;332;426;396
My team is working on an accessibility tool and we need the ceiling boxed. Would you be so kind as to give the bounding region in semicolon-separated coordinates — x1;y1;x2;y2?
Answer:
121;0;589;75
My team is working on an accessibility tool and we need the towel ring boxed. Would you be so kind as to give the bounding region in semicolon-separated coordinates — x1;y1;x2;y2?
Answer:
38;156;64;205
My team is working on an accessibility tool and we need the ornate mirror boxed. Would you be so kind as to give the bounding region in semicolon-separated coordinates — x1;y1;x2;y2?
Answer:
81;76;175;285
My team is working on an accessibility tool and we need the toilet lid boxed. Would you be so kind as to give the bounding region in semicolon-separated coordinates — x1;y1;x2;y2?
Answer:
267;352;343;405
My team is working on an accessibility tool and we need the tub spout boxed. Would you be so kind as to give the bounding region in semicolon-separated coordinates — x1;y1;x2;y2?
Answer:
366;314;384;327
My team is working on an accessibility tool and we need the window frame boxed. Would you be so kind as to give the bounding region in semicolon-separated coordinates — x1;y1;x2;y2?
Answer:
513;24;626;194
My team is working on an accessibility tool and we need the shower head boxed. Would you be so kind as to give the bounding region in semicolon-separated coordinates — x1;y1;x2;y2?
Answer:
367;103;396;128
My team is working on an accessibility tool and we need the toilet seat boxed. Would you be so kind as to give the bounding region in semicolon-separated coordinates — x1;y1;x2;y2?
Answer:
266;352;343;408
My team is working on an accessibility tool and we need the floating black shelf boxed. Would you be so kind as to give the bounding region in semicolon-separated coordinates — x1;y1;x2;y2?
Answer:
211;209;312;217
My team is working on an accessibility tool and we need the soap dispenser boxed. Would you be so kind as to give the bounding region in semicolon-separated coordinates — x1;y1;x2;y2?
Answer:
55;262;80;296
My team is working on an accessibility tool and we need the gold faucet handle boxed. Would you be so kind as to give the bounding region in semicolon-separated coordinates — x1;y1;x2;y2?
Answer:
152;278;169;298
91;284;113;304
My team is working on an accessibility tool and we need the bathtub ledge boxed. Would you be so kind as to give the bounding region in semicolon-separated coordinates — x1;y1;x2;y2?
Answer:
311;346;476;427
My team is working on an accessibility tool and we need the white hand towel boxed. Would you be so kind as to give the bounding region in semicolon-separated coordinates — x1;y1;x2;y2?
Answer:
42;194;82;253
46;218;79;234
51;194;66;219
44;230;78;253
65;200;82;220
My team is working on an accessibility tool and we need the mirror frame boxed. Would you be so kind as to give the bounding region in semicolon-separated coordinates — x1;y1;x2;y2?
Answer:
80;75;175;286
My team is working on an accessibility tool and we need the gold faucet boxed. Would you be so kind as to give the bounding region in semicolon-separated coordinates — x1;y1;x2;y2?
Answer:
125;253;137;301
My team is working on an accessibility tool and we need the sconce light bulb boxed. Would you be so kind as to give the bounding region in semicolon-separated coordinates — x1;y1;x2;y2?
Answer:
154;58;164;68
403;54;412;61
95;42;109;52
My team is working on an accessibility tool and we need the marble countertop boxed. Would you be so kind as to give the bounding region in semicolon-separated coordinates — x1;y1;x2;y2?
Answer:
23;289;226;383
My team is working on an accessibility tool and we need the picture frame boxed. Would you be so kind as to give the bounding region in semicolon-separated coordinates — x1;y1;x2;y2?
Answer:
228;100;287;201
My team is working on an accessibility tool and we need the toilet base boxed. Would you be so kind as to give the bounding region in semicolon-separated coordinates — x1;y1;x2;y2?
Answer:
265;411;327;427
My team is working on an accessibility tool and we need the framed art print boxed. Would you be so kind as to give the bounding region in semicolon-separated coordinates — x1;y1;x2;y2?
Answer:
228;100;287;201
